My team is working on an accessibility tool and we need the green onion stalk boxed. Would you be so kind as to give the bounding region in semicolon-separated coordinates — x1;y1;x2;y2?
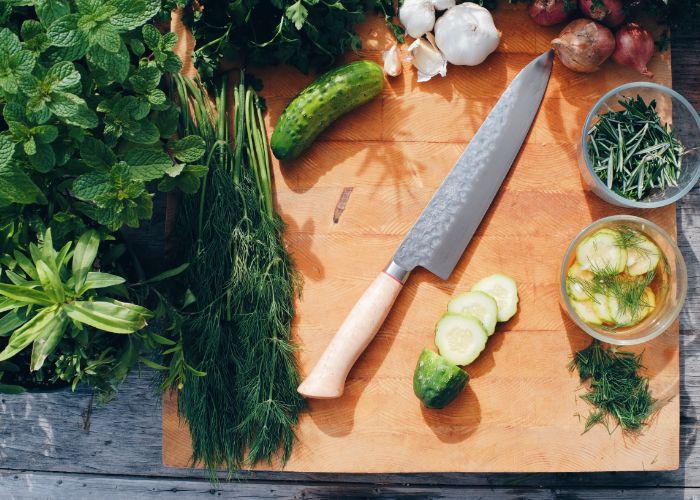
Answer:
170;73;304;478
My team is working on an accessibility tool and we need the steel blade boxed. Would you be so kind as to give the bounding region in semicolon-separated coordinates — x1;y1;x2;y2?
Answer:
393;50;554;280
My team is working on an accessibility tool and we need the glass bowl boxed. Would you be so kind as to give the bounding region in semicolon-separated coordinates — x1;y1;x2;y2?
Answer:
560;215;687;345
579;82;700;208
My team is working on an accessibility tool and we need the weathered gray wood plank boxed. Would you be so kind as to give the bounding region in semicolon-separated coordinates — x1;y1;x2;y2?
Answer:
0;16;698;497
0;471;697;499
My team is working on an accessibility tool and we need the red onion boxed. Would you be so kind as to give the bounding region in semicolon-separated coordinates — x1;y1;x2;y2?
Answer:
612;23;654;77
579;0;626;27
529;0;574;26
552;19;616;73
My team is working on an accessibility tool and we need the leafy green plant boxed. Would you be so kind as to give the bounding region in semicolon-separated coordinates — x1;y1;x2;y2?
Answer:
0;228;151;372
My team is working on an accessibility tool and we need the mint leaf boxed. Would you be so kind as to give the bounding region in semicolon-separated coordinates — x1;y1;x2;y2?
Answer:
108;0;155;31
35;0;70;26
151;106;179;138
80;136;116;169
93;24;120;53
45;61;81;92
72;171;112;201
141;23;160;50
88;40;129;82
47;15;86;48
124;120;159;145
0;137;46;204
158;164;208;194
0;29;36;94
47;91;98;128
124;148;171;181
28;142;56;172
21;20;51;54
170;135;206;163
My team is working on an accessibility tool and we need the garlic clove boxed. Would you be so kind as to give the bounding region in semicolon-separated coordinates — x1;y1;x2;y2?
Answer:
407;34;447;82
399;0;436;39
431;0;455;10
382;44;403;77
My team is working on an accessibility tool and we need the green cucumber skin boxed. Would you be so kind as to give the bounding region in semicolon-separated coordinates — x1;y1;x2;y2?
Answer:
270;60;384;161
413;348;469;409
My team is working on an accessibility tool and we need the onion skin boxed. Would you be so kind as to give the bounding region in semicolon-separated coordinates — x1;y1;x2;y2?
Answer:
529;0;574;27
612;23;654;77
551;19;615;73
579;0;626;27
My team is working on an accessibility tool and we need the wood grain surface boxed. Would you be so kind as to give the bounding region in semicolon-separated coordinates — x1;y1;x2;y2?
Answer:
162;4;681;473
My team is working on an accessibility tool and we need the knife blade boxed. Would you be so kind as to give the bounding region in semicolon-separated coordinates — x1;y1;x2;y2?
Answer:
298;50;554;399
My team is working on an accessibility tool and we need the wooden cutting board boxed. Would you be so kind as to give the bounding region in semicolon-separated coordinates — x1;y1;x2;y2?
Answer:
163;4;679;472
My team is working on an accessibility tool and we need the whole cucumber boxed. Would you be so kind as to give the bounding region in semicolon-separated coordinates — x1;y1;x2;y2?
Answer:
271;60;384;161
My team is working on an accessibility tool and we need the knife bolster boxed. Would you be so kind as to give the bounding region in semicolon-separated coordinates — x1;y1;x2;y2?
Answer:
384;260;411;284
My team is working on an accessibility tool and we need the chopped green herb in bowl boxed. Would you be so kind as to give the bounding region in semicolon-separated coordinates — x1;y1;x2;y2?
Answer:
578;82;700;208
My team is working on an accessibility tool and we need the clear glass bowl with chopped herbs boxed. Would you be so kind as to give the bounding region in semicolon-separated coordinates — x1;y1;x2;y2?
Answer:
579;82;700;208
560;215;687;345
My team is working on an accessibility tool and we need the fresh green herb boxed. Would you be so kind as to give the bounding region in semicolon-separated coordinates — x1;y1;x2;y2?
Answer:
171;74;303;477
587;95;685;201
569;340;656;433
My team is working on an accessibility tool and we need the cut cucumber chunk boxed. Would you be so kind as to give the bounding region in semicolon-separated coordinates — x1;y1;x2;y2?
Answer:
608;287;656;326
435;313;488;366
413;349;469;409
572;299;603;325
447;291;498;336
625;235;661;276
471;273;519;322
576;229;627;274
566;263;594;301
592;293;614;323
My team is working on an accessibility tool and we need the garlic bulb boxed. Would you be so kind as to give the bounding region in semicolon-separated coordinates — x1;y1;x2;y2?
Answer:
431;0;455;10
383;44;403;77
407;33;447;82
399;0;435;39
434;2;501;66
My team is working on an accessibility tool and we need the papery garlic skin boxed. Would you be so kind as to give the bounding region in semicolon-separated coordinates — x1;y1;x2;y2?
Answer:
407;34;447;82
432;0;455;11
434;3;501;66
383;44;403;77
399;0;436;38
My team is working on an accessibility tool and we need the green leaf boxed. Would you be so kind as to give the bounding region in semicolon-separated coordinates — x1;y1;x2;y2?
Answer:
33;125;59;144
64;300;148;333
157;164;207;194
0;159;47;206
0;135;14;167
285;1;308;30
47;15;85;47
138;356;168;370
0;284;53;306
72;171;112;201
171;135;206;162
35;260;65;303
0;306;61;362
148;332;176;346
141;23;160;50
45;61;81;91
0;309;29;336
48;91;98;128
28;142;56;172
143;262;189;284
108;0;156;31
146;88;166;105
80;137;116;169
88;39;129;82
72;229;100;292
93;24;120;53
30;307;68;370
14;251;39;280
79;271;125;293
123;119;160;145
0;383;26;394
21;20;52;54
36;0;71;26
124;148;171;181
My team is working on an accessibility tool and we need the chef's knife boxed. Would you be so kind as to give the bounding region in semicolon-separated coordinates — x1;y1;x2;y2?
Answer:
298;50;554;399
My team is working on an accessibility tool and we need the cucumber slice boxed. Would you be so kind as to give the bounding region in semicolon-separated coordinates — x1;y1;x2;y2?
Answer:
566;263;594;301
607;294;635;326
434;313;488;366
639;287;656;321
471;274;519;322
576;229;627;274
571;299;603;325
447;291;498;335
625;235;661;276
592;293;614;323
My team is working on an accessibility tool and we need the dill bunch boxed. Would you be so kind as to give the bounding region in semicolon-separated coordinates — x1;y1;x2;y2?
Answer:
569;340;656;434
170;74;304;477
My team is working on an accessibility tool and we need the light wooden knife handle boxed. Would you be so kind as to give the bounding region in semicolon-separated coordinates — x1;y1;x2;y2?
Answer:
297;271;405;399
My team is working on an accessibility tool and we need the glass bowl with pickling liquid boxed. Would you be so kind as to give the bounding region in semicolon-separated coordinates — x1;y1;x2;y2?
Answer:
560;215;687;345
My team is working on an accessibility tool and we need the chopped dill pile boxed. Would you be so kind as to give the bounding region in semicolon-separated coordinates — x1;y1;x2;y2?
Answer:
569;340;656;433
